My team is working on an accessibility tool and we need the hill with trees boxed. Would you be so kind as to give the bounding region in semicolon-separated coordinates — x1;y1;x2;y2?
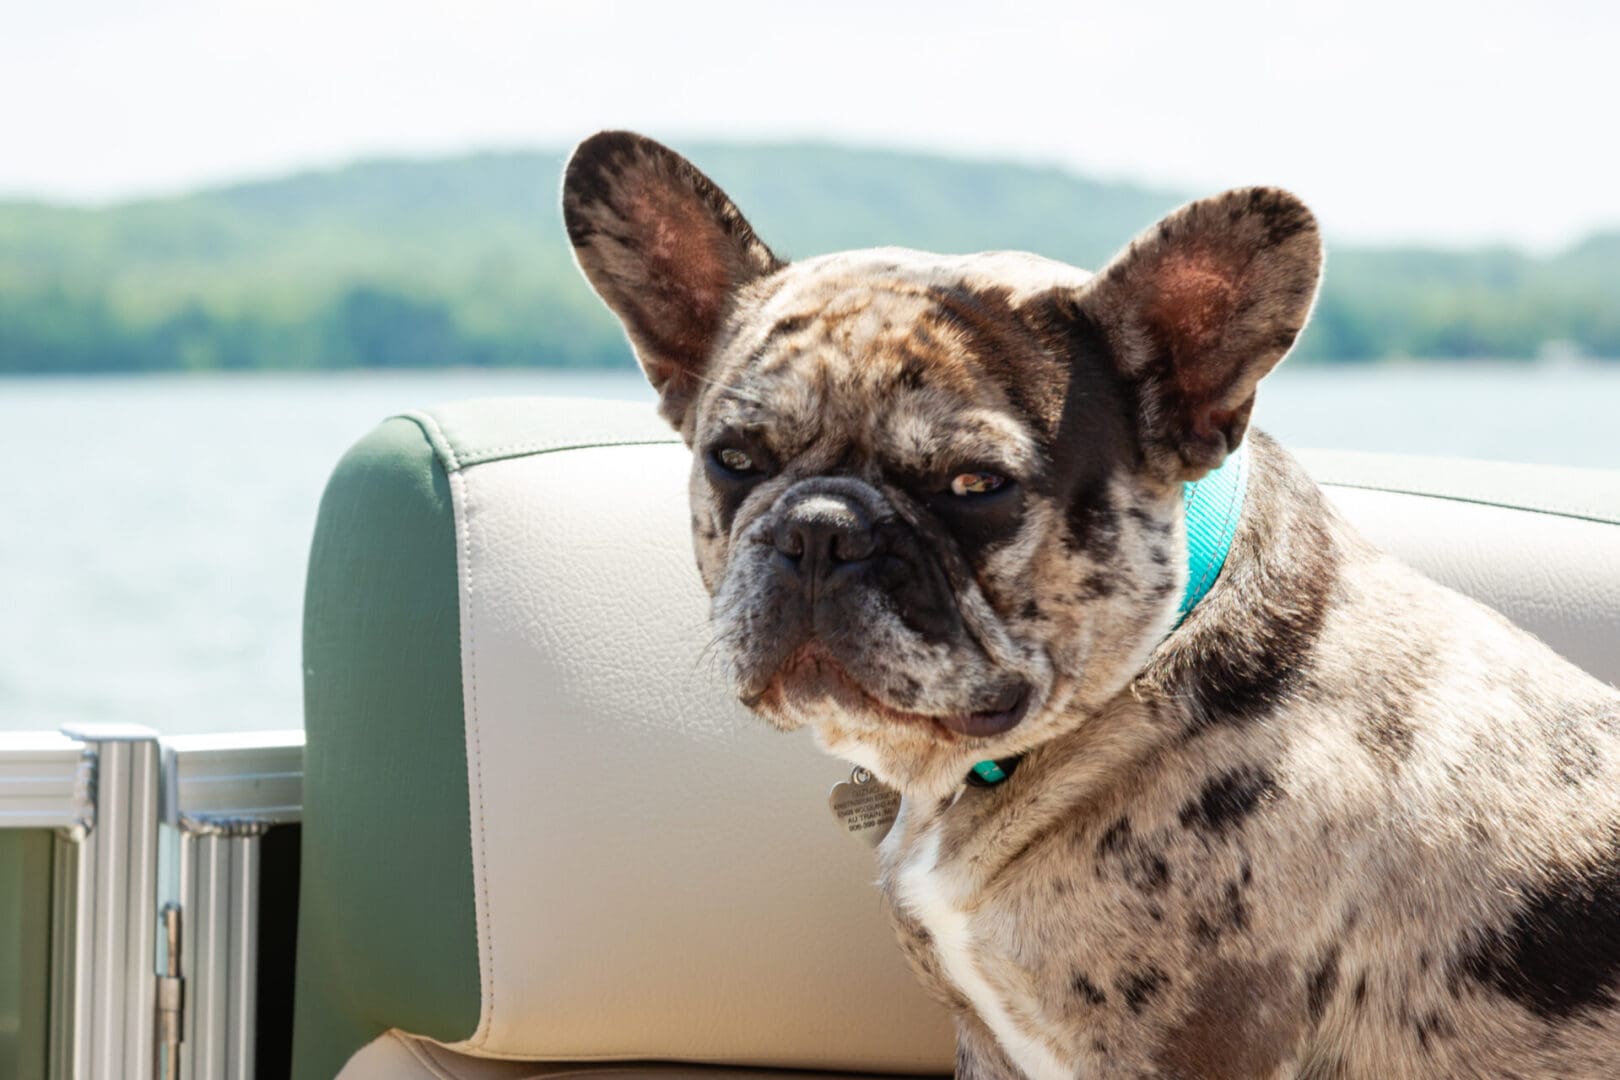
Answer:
2;144;1615;373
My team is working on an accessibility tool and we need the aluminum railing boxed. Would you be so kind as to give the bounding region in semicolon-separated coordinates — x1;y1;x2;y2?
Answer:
0;725;303;1080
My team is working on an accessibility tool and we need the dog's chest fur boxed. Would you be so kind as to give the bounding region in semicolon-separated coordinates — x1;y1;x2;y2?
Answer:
893;824;1076;1080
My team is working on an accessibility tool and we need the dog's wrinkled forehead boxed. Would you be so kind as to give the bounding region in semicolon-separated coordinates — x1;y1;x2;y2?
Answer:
702;247;1094;472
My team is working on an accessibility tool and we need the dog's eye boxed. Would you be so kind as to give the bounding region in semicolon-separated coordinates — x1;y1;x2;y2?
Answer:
715;447;758;474
950;471;1007;497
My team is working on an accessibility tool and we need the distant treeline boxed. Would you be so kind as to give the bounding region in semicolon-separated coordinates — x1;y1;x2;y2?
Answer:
2;146;1617;374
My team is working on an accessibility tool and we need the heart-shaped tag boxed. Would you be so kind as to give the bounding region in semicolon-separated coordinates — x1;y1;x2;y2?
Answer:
827;767;901;848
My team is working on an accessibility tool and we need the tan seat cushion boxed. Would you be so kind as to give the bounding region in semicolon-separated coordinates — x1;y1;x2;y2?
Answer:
339;1031;946;1080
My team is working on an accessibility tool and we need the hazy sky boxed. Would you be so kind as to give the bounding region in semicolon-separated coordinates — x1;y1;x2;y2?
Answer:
4;1;1616;250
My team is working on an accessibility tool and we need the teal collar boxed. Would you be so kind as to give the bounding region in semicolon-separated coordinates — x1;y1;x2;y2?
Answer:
968;443;1251;786
969;758;1013;785
1177;439;1251;622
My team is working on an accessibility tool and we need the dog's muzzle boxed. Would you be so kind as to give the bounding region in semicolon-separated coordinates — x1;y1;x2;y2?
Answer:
768;479;961;643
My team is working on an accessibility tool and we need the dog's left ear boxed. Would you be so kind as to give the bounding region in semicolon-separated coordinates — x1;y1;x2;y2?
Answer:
1075;187;1322;479
563;131;783;432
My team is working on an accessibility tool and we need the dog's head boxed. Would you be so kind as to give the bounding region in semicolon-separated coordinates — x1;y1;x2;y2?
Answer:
563;131;1322;796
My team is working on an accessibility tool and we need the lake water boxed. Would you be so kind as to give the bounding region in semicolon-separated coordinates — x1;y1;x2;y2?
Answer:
3;363;1619;735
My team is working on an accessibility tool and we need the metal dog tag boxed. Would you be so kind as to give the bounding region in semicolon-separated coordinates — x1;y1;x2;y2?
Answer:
828;767;901;848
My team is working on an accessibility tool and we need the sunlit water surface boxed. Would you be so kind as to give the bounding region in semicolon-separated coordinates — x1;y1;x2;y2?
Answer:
3;363;1617;733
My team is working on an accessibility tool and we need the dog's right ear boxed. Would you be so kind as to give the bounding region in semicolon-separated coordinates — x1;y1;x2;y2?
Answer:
563;131;782;432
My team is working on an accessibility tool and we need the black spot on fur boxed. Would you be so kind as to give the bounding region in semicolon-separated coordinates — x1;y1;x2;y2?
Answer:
892;355;929;392
1460;842;1620;1020
1353;644;1435;771
1193;565;1332;724
1191;880;1250;945
1025;295;1146;565
559;139;624;245
1097;817;1132;856
1413;1011;1453;1052
1541;696;1611;785
1272;328;1303;351
1358;705;1416;770
1443;959;1465;1001
1140;854;1171;893
747;314;818;369
1065;484;1120;561
1248;187;1316;247
1308;945;1341;1024
1020;599;1040;620
1072;972;1108;1006
1095;818;1171;894
1124;504;1172;535
1118;967;1169;1014
1354;974;1368;1008
1179;766;1278;836
924;284;1063;429
1078;571;1117;599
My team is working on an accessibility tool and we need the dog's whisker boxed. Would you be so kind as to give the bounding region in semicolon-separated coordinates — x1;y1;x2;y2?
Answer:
685;367;763;405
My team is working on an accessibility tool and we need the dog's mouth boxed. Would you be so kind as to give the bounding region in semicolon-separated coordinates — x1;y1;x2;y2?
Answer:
749;643;1029;739
935;688;1030;737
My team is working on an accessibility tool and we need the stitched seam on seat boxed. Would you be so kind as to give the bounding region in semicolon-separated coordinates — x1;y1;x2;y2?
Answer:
454;436;681;469
392;1030;459;1080
450;469;496;1048
400;410;464;473
1319;479;1620;527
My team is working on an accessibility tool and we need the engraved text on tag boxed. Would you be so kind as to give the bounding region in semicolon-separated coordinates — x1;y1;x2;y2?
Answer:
827;767;901;848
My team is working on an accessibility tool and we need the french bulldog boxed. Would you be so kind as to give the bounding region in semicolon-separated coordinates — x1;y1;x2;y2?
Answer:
563;130;1620;1079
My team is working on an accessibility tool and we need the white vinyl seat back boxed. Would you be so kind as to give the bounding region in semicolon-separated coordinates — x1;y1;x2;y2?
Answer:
296;398;956;1080
295;396;1620;1080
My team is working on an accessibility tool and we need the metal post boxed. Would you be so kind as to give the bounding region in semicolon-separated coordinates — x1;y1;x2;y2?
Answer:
57;723;163;1080
48;830;80;1080
14;727;303;1080
178;825;264;1080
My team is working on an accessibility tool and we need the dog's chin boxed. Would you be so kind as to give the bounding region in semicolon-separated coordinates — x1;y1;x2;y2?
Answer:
746;644;1030;741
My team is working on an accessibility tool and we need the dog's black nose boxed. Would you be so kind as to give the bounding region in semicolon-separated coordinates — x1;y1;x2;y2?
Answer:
774;492;877;578
769;479;962;642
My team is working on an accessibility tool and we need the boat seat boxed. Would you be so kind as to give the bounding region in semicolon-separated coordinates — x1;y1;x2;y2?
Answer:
294;395;1620;1080
338;1031;899;1080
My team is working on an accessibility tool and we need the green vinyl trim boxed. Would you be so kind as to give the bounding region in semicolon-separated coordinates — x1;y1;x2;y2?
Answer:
0;830;52;1080
292;417;480;1079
